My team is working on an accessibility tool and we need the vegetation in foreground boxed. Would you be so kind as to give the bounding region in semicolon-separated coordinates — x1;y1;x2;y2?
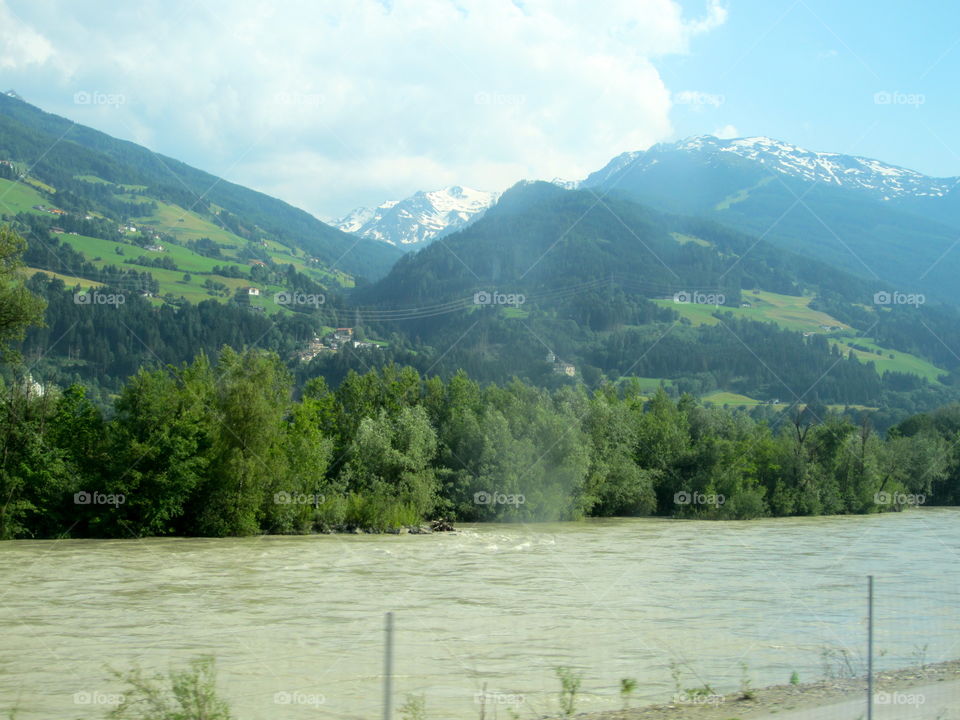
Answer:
9;655;956;720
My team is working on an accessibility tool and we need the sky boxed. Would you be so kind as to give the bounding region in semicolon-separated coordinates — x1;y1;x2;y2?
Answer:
0;0;957;222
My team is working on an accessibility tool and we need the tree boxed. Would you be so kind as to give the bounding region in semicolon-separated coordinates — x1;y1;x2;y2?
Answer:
197;348;292;536
0;225;46;358
107;363;215;537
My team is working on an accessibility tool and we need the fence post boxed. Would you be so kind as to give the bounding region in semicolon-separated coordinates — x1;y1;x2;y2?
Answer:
867;575;874;720
384;611;394;720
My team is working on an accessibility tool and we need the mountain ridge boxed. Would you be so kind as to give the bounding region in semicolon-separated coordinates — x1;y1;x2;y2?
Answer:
335;185;499;249
0;92;403;280
587;135;958;201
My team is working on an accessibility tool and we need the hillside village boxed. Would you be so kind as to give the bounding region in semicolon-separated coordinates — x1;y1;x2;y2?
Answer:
297;327;378;362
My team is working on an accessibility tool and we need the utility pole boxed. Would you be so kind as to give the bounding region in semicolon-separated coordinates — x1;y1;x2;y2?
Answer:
383;612;394;720
867;575;874;720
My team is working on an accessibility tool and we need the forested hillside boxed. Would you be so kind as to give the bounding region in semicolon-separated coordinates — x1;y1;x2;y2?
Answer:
352;181;960;424
0;93;403;280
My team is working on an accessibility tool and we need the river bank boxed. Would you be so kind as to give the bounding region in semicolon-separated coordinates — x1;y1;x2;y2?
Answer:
548;659;960;720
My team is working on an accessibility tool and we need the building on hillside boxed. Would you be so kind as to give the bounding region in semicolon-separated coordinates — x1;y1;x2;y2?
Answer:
334;327;353;342
22;374;45;398
298;337;331;363
245;287;261;296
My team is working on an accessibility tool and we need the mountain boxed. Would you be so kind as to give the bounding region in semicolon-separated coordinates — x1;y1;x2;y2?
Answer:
581;135;960;302
0;92;403;281
336;185;498;249
587;136;956;201
354;180;960;421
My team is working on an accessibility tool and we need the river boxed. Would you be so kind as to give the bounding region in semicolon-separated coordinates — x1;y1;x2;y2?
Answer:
1;509;958;719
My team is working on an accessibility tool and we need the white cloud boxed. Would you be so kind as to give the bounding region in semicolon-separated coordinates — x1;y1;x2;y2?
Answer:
1;0;727;218
712;124;740;139
674;90;726;110
0;3;53;69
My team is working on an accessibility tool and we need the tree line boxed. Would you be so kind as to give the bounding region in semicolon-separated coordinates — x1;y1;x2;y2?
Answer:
2;349;956;539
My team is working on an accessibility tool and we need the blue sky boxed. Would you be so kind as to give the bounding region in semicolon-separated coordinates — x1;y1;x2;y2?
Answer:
666;0;960;178
0;0;956;219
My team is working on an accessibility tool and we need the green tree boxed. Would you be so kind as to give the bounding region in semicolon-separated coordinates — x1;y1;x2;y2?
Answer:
198;348;292;536
0;225;46;359
107;361;215;537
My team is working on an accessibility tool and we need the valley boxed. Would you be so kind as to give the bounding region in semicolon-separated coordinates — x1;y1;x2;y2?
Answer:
1;6;959;720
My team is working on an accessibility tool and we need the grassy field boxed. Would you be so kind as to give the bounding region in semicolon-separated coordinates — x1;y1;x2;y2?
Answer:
702;390;878;413
656;288;851;333
616;376;675;392
10;173;344;297
714;175;774;211
23;267;105;288
24;176;55;194
134;200;247;247
73;174;112;185
0;177;48;215
657;289;945;383
669;232;712;247
830;336;945;383
702;390;788;409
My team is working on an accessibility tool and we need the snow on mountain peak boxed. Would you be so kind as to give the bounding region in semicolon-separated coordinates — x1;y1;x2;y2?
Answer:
596;135;956;200
336;186;500;248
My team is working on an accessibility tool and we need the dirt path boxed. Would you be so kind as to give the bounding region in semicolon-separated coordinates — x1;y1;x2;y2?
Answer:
545;660;960;720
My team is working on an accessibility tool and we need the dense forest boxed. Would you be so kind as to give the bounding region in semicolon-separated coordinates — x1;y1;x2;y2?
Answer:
3;347;958;539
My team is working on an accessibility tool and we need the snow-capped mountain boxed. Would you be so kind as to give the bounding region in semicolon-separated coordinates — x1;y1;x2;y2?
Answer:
587;135;957;200
336;186;499;248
